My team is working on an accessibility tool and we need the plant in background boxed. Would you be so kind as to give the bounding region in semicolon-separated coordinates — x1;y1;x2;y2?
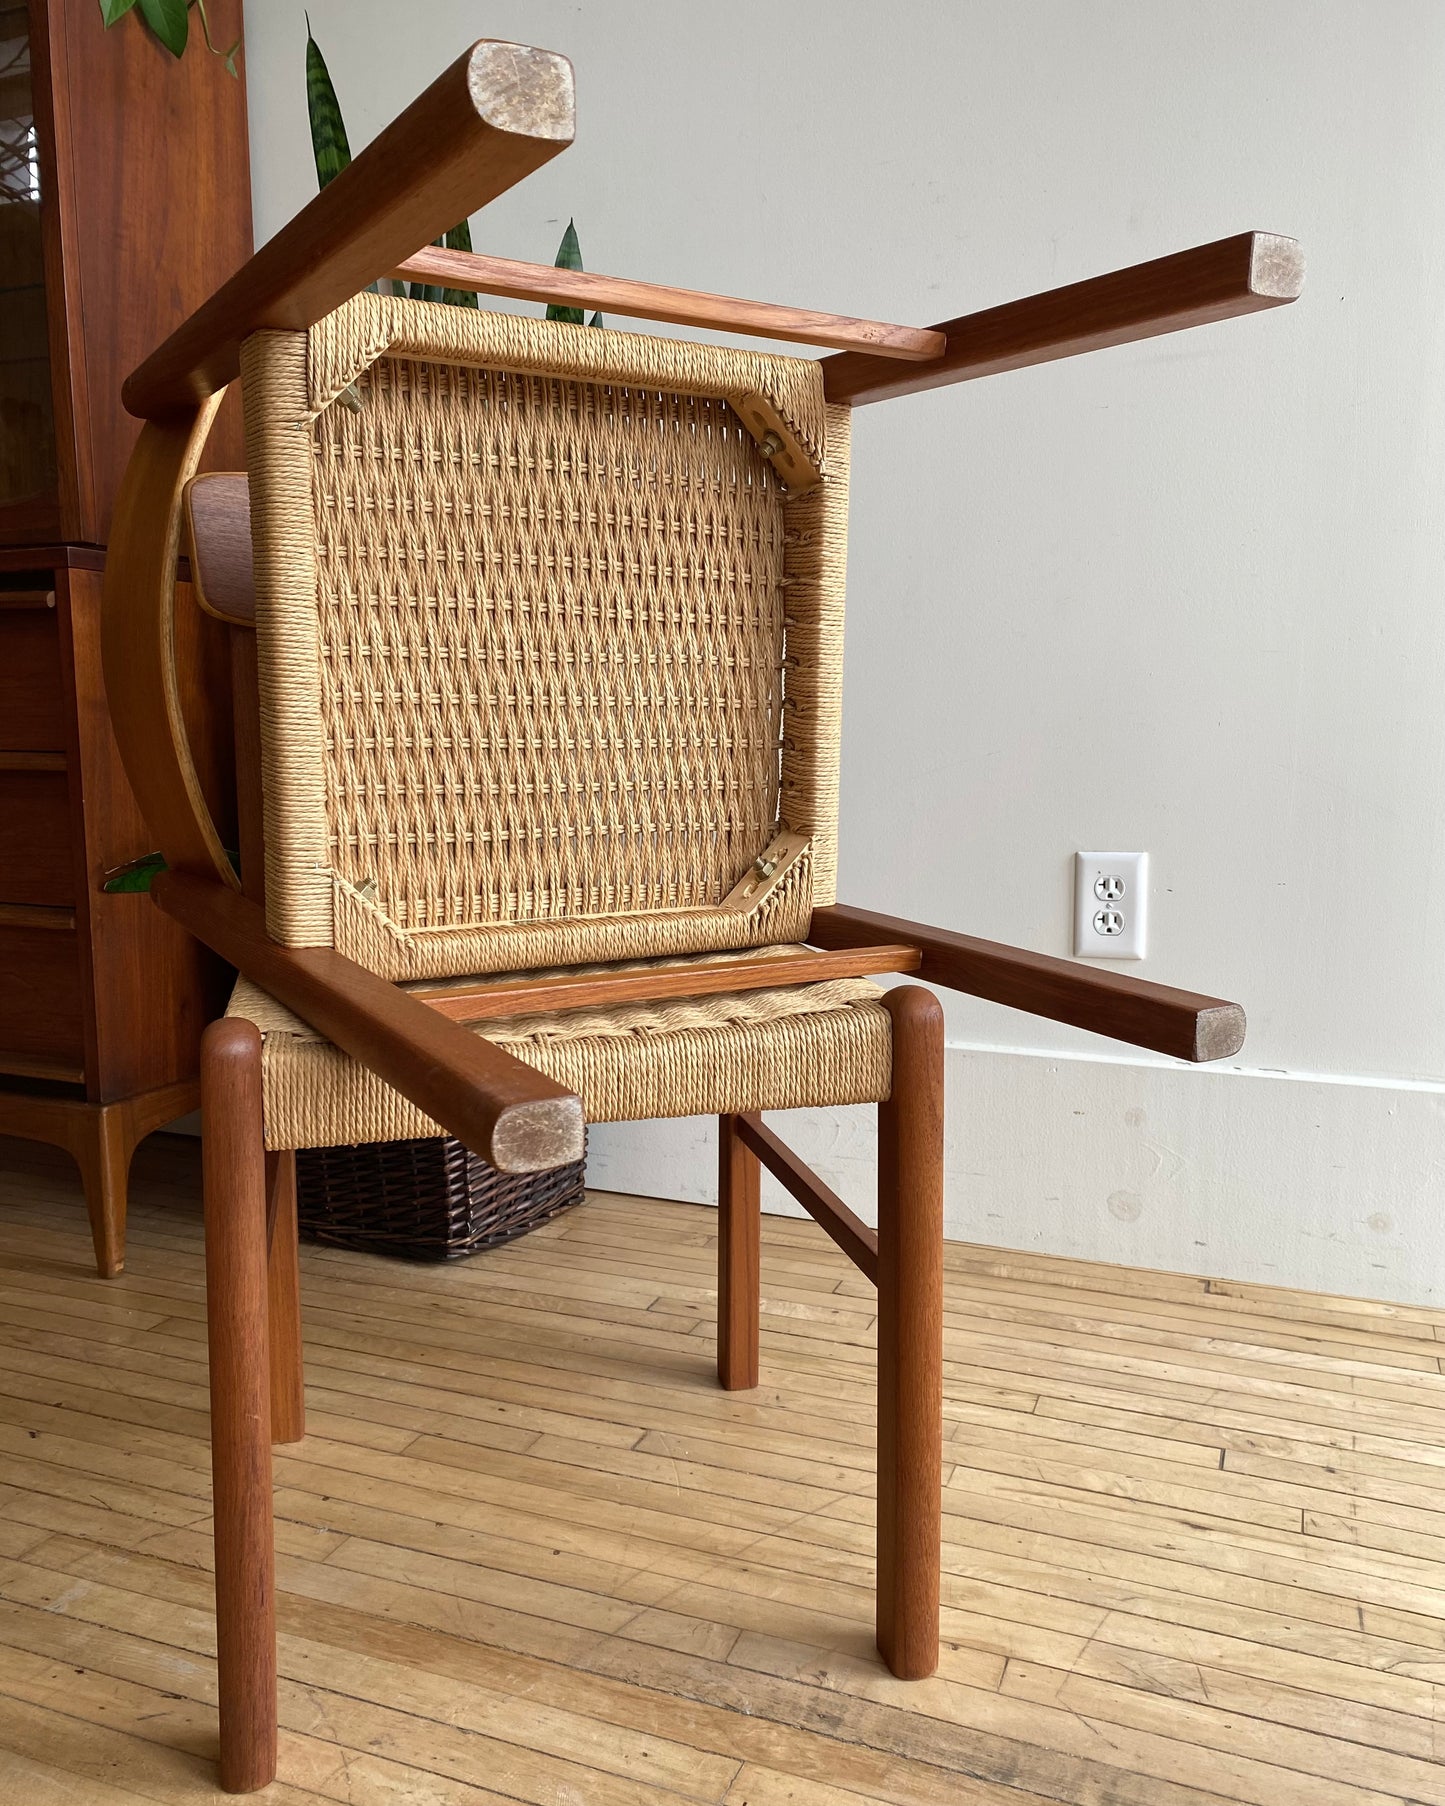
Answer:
548;220;603;329
98;0;241;77
306;20;601;323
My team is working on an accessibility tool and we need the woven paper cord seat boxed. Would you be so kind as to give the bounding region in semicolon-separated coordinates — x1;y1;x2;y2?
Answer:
227;948;892;1150
244;296;850;983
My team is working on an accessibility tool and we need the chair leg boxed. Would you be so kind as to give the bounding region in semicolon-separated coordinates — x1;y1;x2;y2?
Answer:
876;986;945;1680
265;1151;306;1445
717;1112;761;1390
201;1020;277;1793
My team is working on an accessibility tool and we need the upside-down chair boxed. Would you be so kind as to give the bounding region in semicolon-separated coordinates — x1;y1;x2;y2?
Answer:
99;40;1302;1792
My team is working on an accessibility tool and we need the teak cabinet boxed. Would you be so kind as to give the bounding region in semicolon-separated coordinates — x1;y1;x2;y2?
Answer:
2;0;249;543
0;0;250;1268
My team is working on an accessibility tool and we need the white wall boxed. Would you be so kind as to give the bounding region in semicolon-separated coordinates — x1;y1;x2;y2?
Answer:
242;1;1445;1303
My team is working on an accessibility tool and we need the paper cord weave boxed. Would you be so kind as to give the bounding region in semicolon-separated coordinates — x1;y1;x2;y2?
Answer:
243;298;848;979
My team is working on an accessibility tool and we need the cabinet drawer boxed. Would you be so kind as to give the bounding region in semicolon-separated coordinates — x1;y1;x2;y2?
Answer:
0;915;83;1080
0;767;73;905
0;596;66;751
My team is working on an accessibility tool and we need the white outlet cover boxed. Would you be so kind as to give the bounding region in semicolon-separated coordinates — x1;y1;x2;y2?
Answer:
1074;852;1148;959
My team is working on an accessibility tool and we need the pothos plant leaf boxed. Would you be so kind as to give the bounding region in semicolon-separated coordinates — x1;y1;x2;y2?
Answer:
305;18;352;190
137;0;188;58
102;850;240;893
545;221;603;328
100;0;238;74
192;0;241;77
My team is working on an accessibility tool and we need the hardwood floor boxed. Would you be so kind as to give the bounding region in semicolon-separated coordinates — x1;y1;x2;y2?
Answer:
0;1133;1443;1804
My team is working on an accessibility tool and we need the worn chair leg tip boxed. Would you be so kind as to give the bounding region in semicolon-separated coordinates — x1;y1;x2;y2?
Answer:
878;1638;940;1681
218;1756;277;1795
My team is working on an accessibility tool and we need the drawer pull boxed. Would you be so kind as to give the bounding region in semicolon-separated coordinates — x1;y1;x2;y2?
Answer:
0;591;57;610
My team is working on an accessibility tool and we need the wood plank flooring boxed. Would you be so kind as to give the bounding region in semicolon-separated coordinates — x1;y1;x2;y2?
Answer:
0;1131;1443;1804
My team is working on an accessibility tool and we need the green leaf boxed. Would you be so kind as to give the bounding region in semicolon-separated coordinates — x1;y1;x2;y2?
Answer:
305;21;352;191
588;311;604;329
137;0;188;56
546;220;585;326
440;220;480;309
102;852;167;894
98;0;140;26
552;219;583;273
103;848;240;892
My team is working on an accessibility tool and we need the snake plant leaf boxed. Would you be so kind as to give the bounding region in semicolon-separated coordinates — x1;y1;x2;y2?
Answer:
98;0;140;25
546;219;586;326
440;220;481;309
305;20;352;190
411;221;482;307
137;0;188;56
409;240;445;305
589;311;604;329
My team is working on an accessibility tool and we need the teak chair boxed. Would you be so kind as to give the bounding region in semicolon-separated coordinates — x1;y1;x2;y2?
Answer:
99;41;1302;1793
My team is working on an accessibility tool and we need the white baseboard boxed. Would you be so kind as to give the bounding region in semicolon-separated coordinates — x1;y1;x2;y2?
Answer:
585;1043;1445;1308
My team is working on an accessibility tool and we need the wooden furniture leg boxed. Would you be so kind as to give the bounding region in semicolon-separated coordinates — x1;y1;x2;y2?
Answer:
0;1078;198;1278
71;1107;132;1281
717;1112;761;1390
201;1020;277;1793
265;1150;305;1445
875;986;945;1679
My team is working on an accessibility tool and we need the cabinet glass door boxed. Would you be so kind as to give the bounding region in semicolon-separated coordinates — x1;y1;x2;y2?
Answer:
0;3;56;509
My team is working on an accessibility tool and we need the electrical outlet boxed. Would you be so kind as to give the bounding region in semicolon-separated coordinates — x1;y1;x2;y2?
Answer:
1075;852;1147;959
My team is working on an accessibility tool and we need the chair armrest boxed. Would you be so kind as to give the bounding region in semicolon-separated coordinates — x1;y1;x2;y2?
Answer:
155;871;584;1173
809;904;1244;1063
821;231;1304;406
124;39;575;418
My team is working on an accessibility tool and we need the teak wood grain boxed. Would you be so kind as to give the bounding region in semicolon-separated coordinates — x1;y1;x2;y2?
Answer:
185;473;255;628
875;987;945;1679
821;231;1304;404
410;944;921;1022
152;870;584;1174
101;399;235;891
0;1076;195;1276
14;0;250;544
200;1019;276;1793
716;1114;761;1391
263;1149;304;1447
58;563;234;1103
391;246;947;360
733;1111;880;1284
810;904;1245;1063
124;40;576;417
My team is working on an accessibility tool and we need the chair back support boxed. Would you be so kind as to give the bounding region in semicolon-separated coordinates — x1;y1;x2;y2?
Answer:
242;296;849;981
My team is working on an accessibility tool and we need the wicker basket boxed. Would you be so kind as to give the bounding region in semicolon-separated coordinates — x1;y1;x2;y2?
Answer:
295;1134;586;1261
